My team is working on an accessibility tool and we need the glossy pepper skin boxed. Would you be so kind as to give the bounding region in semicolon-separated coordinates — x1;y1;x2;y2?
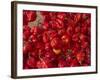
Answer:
23;10;37;25
23;10;91;69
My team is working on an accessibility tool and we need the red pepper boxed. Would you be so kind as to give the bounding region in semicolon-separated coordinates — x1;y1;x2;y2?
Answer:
23;11;91;69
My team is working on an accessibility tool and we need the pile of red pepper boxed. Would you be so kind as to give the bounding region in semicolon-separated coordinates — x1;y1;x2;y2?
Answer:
23;10;91;69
